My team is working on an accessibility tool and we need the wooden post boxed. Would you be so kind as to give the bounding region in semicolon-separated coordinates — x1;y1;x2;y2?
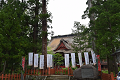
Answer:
31;69;32;75
62;68;63;74
48;67;50;75
2;74;3;80
110;72;114;80
57;68;58;74
36;69;38;75
8;74;10;80
14;74;15;80
17;74;18;80
43;69;44;76
28;69;30;74
5;74;7;80
11;74;13;80
34;69;35;75
65;69;66;75
19;74;21;80
45;69;47;75
40;69;41;75
68;67;69;75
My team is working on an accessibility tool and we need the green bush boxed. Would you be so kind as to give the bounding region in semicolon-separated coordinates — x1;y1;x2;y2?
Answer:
102;70;108;73
71;67;78;70
53;53;64;66
118;67;120;71
62;68;68;70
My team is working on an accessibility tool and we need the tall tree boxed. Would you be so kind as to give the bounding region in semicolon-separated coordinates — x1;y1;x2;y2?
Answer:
0;0;30;74
42;0;47;70
72;21;90;64
83;0;120;73
72;21;90;53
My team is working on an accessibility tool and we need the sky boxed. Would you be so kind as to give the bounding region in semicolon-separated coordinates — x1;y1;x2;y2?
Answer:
47;0;90;39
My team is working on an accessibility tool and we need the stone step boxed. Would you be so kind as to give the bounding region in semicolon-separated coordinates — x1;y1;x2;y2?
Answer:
46;79;69;80
46;75;69;80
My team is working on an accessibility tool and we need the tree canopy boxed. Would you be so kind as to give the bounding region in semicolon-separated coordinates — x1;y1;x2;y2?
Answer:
83;0;120;73
0;0;52;74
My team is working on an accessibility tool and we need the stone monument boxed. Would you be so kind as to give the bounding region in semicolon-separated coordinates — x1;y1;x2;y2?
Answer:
73;64;98;80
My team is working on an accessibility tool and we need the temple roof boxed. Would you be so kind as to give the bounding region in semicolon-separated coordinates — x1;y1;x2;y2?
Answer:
48;34;92;53
48;34;75;53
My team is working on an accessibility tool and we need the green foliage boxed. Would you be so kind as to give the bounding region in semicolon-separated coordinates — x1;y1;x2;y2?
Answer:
0;0;31;73
71;67;78;70
62;68;68;70
83;0;120;73
47;46;54;54
118;67;120;71
92;0;120;57
53;53;64;66
72;21;91;64
0;0;52;74
83;0;120;56
72;21;90;53
102;70;108;74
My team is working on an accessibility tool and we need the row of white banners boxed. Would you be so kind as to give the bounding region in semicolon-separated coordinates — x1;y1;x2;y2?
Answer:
28;51;96;69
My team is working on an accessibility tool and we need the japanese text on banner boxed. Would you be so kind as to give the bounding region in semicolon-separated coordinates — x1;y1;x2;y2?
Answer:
78;53;82;67
34;54;38;67
71;53;76;68
65;54;69;68
28;52;33;66
84;52;89;65
39;55;44;69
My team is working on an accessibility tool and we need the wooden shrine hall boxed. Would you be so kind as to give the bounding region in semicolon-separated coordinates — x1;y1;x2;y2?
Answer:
48;34;75;54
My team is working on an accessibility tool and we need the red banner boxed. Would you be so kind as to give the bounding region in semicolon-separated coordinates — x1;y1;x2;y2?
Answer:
22;57;25;70
96;55;101;71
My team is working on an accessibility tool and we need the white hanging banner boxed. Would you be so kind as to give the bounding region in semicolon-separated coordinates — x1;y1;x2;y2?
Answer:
71;53;76;68
50;54;53;67
91;50;96;64
34;54;38;67
65;54;69;68
84;52;89;65
47;54;53;67
78;53;82;67
39;55;44;69
28;52;33;66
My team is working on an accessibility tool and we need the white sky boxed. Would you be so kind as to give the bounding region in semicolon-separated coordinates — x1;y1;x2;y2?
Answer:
47;0;90;39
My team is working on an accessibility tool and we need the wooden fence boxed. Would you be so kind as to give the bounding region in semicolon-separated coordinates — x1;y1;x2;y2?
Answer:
0;67;73;80
101;72;117;80
0;68;118;80
0;74;23;80
25;67;73;76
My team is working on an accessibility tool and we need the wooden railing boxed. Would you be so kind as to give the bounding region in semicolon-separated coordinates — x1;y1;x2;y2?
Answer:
25;67;73;76
0;67;73;80
101;72;117;80
0;74;23;80
0;68;117;80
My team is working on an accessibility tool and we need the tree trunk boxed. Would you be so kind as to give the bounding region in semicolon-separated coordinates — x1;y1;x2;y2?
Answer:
0;61;6;75
32;0;39;69
113;56;118;74
42;0;47;70
107;56;114;74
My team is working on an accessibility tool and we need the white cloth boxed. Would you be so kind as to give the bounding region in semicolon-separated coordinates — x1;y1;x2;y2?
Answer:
28;52;33;66
71;53;76;68
78;53;82;67
84;52;89;65
65;54;69;68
